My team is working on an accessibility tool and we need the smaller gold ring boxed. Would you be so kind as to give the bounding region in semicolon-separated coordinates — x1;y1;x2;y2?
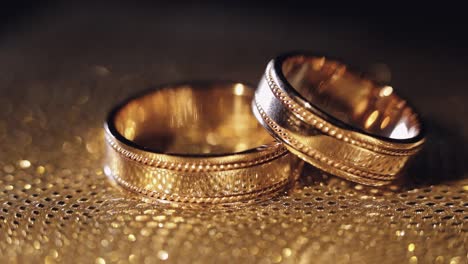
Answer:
104;81;299;204
253;53;425;186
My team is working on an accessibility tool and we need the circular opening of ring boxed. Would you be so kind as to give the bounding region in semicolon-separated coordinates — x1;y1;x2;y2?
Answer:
280;55;422;140
109;82;275;156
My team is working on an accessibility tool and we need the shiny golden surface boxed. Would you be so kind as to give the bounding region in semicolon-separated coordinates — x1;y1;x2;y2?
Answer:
0;68;465;264
105;82;298;203
113;83;274;154
282;56;421;140
254;54;425;186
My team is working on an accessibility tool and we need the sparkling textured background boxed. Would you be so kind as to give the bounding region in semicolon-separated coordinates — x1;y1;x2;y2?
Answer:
0;3;467;263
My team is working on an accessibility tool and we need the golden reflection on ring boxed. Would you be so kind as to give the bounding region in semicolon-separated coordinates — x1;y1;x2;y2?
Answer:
104;81;300;204
253;53;425;186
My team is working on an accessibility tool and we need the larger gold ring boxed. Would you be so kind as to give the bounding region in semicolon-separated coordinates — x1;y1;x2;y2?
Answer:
253;53;425;186
104;81;299;204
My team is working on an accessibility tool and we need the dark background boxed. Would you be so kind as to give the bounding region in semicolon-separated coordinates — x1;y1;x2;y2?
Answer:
2;1;467;54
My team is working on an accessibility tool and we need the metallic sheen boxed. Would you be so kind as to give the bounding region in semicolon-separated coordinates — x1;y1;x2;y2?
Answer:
104;81;300;203
254;54;425;186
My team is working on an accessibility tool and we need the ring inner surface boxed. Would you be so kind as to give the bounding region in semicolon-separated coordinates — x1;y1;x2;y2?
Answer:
113;83;274;155
282;56;421;140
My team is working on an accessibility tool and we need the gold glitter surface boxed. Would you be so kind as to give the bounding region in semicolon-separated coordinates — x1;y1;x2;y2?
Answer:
0;5;467;263
0;78;466;264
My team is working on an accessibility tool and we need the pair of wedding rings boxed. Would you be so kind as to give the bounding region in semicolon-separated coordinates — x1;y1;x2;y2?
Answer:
104;53;425;204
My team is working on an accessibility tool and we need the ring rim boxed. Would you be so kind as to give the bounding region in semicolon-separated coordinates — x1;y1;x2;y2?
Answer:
273;51;426;145
105;80;284;159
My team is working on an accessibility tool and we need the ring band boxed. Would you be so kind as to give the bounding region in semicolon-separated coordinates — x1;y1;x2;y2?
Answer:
104;81;300;203
253;53;425;186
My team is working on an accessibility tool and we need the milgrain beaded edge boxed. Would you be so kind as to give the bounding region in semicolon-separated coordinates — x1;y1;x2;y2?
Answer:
265;69;423;156
105;133;289;172
255;101;399;181
111;173;291;204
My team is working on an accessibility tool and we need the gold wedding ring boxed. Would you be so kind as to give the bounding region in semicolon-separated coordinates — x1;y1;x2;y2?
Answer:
253;53;425;186
104;81;300;203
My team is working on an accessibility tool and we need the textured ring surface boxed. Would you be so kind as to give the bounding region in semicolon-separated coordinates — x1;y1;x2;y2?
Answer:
104;81;300;203
253;53;425;186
